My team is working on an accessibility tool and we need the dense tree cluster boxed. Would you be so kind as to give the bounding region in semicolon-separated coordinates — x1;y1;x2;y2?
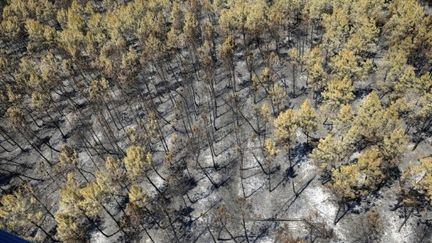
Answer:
0;0;431;242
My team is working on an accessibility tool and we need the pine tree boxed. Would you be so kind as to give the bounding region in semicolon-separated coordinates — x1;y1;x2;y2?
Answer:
59;144;79;169
414;157;432;202
384;0;426;49
128;184;147;208
312;134;346;176
120;47;140;84
0;0;56;39
345;15;379;55
273;108;297;163
219;0;248;36
183;9;201;56
269;84;286;114
55;212;83;242
331;147;384;202
321;78;355;117
304;0;327;35
406;90;432;150
288;48;302;95
296;99;318;139
124;146;151;180
334;104;354;134
353;91;385;144
397;156;432;232
170;1;184;31
379;47;408;95
124;144;165;196
330;48;372;81
350;0;385;22
6;107;25;128
219;0;267;47
57;1;86;58
105;156;126;190
382;127;408;161
220;34;236;91
267;0;286;51
330;163;360;201
79;181;104;218
89;78;109;100
25;19;56;51
304;46;326;94
55;173;86;241
322;6;350;55
0;187;55;242
244;0;267;43
274;108;297;145
258;102;273;137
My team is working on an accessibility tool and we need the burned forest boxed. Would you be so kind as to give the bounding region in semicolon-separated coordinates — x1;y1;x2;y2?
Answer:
0;0;431;242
